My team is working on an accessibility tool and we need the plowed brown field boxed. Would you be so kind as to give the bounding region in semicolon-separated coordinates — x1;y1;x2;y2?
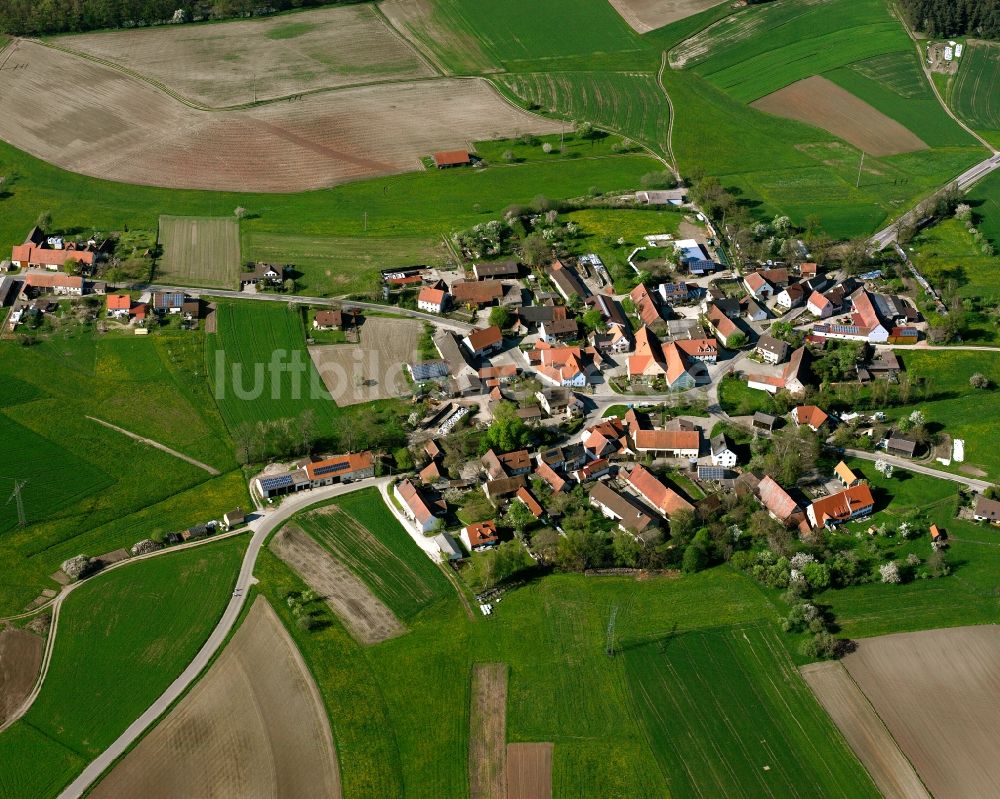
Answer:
0;40;560;192
90;598;340;799
607;0;722;33
751;76;928;156
57;5;435;107
0;627;43;725
506;743;552;799
470;663;508;799
842;625;1000;799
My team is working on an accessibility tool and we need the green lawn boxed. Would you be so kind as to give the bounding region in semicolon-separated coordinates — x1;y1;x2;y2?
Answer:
719;375;778;416
290;488;451;621
625;624;878;798
911;217;1000;301
0;537;245;797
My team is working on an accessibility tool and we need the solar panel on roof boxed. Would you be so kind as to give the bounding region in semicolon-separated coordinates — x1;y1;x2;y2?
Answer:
314;461;350;476
697;466;725;480
260;474;293;491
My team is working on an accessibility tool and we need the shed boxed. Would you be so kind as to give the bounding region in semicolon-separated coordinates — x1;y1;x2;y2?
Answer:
433;150;471;168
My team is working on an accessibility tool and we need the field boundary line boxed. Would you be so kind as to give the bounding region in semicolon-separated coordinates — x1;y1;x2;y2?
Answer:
85;416;220;475
368;3;446;78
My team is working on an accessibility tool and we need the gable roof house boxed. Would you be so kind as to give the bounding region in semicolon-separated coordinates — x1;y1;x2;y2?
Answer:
461;520;499;552
535;460;568;493
24;271;85;296
536;387;583;418
483;475;528;503
658;282;694;304
627;326;702;389
630;426;700;458
973;495;1000;525
152;291;186;313
710;433;738;468
240;263;285;287
807;484;875;529
743;271;775;300
434;331;482;395
451;280;504;307
834;461;862;488
313;310;345;330
757;476;805;528
806;290;833;318
462;325;503;358
707;304;741;346
624;464;694;518
473;260;519;280
433;150;471;168
792;405;829;432
630;283;669;332
747;345;810;396
589;293;631;332
106;293;131;317
589;482;659;540
394;479;443;533
548;259;591;302
11;243;96;272
417;286;449;314
755;334;788;365
539;318;579;343
886;436;918;458
742;297;768;322
531;343;595;388
515;487;544;518
775;283;806;310
812;288;890;344
581;417;632;461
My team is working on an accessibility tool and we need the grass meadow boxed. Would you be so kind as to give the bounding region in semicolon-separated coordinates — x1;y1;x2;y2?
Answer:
911;217;1000;301
948;40;1000;143
156;215;242;289
0;536;245;797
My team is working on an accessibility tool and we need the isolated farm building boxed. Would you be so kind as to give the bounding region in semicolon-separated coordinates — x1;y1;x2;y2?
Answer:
254;470;308;499
463;325;503;358
547;259;591;302
624;464;693;518
461;520;499;552
313;310;343;330
658;282;694;304
807;290;833;318
635;188;687;205
451;280;504;307
10;242;95;271
792;405;829;432
539;318;579;343
240;263;285;287
756;476;803;527
24;272;85;296
834;461;862;488
106;293;131;318
886;437;918;458
417;286;449;314
535;460;567;493
223;508;245;529
152;291;186;314
710;434;738;468
395;478;442;533
432;150;471;168
182;524;210;542
807;484;875;529
752;412;778;432
516;486;544;518
755;335;788;365
930;524;946;544
973;496;1000;525
305;451;375;486
473;260;519;280
434;533;464;562
483;475;527;503
536;387;583;418
589;482;659;540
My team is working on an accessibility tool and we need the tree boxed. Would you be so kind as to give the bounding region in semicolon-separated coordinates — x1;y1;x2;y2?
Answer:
393;447;414;472
489;306;511;329
521;233;551;267
612;531;642;568
880;561;901;584
502;150;515;163
503;500;536;535
62;258;79;275
234;206;248;219
581;308;604;333
970;372;990;389
668;508;697;546
726;331;747;349
482;402;532;453
555;529;606;571
682;542;708;573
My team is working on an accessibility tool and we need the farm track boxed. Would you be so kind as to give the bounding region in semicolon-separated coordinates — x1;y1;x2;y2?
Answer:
656;51;680;180
85;416;220;475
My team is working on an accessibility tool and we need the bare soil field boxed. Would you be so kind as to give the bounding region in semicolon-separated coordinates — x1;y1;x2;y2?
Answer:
0;41;561;192
842;625;1000;799
607;0;722;34
91;597;340;799
309;316;421;406
157;216;241;289
506;743;553;799
470;663;508;799
55;5;434;108
751;76;928;157
270;525;405;645
0;627;43;725
801;661;929;799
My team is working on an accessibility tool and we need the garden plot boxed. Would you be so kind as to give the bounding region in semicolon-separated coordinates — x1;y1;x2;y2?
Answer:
505;743;553;799
271;526;405;645
0;41;561;192
470;663;508;799
90;598;341;799
751;76;928;156
843;625;1000;799
57;5;435;108
309;316;421;406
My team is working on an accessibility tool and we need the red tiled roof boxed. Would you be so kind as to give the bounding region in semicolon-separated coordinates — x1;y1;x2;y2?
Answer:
305;451;373;481
793;405;828;429
14;246;94;267
466;325;503;351
396;479;437;525
810;484;875;528
434;150;471;167
625;464;694;517
106;293;130;310
757;476;799;522
516;487;544;518
465;520;498;547
418;286;447;306
24;272;83;288
632;429;699;452
535;460;566;492
452;280;504;304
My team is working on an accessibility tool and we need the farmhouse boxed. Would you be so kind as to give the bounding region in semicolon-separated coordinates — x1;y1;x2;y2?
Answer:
106;293;131;318
547;260;590;302
630;426;700;458
11;238;96;271
743;272;775;300
630;283;669;332
807;484;875;529
240;263;285;287
589;327;631;355
304;452;375;486
707;304;741;346
24;272;85;296
473;260;519;280
417;286;449;314
756;335;788;365
675;337;718;364
451;280;504;307
588;482;659;539
461;520;498;552
627;326;703;389
463;325;503;358
792;405;829;432
757;476;802;526
514;303;566;330
395;478;442;533
432;150;471;168
811;288;891;344
581;417;632;461
973;495;1000;524
710;433;738;468
589;293;631;332
624;464;693;518
572;457;612;483
540;444;586;472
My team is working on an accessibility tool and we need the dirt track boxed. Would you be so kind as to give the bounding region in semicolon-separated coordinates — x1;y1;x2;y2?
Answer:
751;76;928;157
470;663;508;799
801;661;929;799
271;525;405;644
0;627;43;725
309;316;421;406
0;40;561;192
506;743;553;799
843;625;1000;799
90;597;341;799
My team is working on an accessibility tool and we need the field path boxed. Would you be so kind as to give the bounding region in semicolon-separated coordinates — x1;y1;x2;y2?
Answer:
656;51;680;180
57;475;393;799
85;416;220;475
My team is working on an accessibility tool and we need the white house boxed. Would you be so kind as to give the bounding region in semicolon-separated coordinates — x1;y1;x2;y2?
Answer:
417;286;448;314
806;290;833;318
394;479;442;533
462;325;503;358
775;284;805;310
710;434;738;468
743;272;775;301
536;388;583;418
460;520;499;552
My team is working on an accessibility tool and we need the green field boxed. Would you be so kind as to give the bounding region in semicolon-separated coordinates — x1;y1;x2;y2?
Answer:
948;40;1000;143
0;333;245;614
156;215;242;289
718;375;778;416
0;537;245;798
966;168;1000;246
292;488;451;620
911;217;1000;300
625;624;878;797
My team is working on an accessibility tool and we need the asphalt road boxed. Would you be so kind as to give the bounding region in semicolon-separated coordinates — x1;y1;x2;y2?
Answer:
56;475;390;799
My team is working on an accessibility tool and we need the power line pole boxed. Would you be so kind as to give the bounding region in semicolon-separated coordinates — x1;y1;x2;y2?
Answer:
605;605;619;657
6;479;27;527
856;151;866;189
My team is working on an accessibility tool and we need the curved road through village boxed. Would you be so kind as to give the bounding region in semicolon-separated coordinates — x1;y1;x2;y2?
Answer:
55;475;391;799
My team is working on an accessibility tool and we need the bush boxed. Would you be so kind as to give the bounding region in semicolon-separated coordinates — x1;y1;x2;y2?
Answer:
799;631;839;660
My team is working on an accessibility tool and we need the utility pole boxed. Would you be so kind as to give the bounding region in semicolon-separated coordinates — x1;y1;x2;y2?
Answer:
6;479;27;527
605;605;619;657
252;73;257;104
363;211;368;233
856;151;866;189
